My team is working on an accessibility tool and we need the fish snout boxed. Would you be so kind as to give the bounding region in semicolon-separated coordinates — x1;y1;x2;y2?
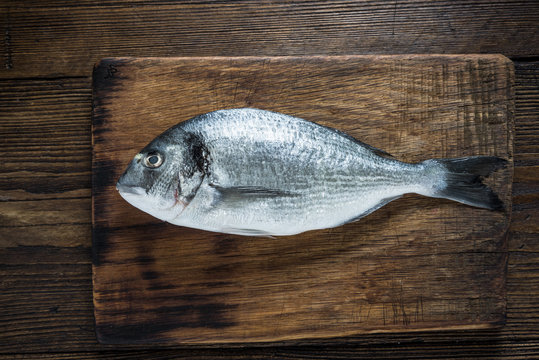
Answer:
116;171;146;195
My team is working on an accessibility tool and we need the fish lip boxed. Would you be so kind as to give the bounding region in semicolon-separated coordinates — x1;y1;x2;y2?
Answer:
116;183;145;195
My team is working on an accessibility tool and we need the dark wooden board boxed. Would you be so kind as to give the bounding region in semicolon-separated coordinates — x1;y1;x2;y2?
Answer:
91;55;514;344
1;1;538;78
1;0;538;357
1;60;537;358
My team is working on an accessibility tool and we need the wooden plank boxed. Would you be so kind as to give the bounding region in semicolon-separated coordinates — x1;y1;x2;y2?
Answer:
0;78;92;201
514;62;539;155
1;340;539;360
92;55;513;344
1;246;537;354
1;1;538;78
0;61;536;356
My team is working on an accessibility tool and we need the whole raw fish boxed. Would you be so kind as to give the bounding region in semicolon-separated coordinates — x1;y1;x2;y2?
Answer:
116;108;505;236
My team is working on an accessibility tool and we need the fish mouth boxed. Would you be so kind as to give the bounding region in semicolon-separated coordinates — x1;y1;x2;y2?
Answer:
116;183;145;195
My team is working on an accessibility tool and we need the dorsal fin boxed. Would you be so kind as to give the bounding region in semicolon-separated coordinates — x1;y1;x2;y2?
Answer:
360;142;394;159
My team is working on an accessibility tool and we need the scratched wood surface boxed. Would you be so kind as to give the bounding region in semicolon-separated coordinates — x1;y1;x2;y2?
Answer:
1;1;538;78
91;55;514;344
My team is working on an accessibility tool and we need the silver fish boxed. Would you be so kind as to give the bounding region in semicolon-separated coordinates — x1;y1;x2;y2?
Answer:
117;108;505;236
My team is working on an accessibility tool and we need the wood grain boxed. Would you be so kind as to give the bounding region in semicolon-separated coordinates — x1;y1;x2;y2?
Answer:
0;0;538;355
1;1;538;78
1;60;536;358
0;78;92;201
1;341;539;360
92;55;513;344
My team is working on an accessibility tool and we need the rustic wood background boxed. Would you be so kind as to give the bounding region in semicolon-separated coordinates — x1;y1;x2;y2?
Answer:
1;1;538;358
92;55;513;344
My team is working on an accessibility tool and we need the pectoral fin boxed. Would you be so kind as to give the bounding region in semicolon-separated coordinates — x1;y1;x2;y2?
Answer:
209;184;297;208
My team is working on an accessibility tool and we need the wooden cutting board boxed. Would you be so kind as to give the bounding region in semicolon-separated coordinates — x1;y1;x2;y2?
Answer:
92;55;514;344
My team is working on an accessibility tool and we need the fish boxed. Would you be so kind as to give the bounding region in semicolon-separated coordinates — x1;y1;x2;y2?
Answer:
116;108;506;236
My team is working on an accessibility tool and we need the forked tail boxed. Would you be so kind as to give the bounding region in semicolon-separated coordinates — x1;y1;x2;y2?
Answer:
423;156;507;210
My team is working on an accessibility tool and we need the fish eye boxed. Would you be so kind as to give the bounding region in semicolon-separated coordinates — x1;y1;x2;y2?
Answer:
143;152;163;168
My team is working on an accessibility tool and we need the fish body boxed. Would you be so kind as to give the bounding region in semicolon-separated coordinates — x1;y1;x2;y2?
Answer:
117;108;505;236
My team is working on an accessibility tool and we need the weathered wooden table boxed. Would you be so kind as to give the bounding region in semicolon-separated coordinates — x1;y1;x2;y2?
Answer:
1;1;538;359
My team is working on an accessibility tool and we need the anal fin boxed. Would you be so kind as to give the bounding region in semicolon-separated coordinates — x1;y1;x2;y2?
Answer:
340;195;402;226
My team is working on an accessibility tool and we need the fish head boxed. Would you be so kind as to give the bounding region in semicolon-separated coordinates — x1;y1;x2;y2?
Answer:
116;126;207;222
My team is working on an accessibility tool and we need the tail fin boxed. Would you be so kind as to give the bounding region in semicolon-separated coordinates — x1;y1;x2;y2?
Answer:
428;156;507;210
